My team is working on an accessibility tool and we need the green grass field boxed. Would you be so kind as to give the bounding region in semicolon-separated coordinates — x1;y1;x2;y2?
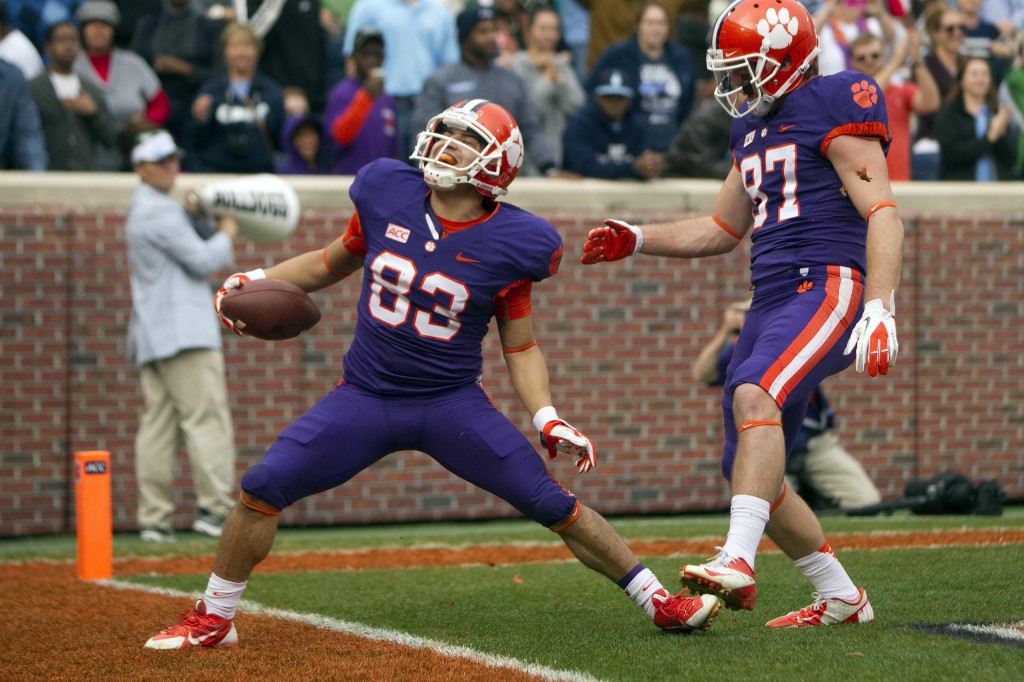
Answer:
4;509;1023;681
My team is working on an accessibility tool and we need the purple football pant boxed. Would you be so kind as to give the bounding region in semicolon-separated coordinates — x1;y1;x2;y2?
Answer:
241;381;577;526
720;266;864;480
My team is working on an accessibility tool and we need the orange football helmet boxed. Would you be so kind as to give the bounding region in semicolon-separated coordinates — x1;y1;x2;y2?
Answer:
707;0;820;118
410;99;524;197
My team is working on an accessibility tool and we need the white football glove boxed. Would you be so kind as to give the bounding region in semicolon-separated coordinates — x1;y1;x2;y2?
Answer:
843;291;898;377
214;268;265;335
533;407;596;473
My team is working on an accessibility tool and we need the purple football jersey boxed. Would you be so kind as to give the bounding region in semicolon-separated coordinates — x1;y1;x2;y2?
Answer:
729;71;891;285
341;159;562;396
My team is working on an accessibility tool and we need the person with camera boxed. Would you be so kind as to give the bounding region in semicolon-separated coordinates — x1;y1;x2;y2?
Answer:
693;299;882;511
185;22;284;173
323;26;398;175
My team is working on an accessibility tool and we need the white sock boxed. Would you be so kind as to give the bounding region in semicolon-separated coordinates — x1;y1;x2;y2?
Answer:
623;568;666;619
794;545;860;602
203;573;247;620
721;494;770;568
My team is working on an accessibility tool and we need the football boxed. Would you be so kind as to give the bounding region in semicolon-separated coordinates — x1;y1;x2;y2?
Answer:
220;278;321;341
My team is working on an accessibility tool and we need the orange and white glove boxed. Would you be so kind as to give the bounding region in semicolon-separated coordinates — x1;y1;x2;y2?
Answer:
581;219;643;264
843;291;898;377
214;268;265;335
533;407;596;473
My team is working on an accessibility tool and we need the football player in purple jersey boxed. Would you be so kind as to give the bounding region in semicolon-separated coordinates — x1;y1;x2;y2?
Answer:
144;100;720;650
582;0;903;628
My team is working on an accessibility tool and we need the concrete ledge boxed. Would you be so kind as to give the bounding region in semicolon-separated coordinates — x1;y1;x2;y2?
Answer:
0;171;1020;216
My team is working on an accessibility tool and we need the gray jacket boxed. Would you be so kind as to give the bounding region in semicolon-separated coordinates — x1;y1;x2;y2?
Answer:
125;183;234;366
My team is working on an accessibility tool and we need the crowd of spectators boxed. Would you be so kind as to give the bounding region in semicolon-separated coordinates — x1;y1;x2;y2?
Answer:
0;0;1021;181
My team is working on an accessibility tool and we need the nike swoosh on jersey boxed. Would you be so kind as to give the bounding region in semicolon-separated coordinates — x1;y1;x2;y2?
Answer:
779;124;797;132
455;252;480;263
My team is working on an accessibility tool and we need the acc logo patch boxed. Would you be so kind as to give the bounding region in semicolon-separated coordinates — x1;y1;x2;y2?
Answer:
385;224;411;243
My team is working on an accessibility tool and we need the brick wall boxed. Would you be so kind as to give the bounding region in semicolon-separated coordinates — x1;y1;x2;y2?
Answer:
2;203;1022;536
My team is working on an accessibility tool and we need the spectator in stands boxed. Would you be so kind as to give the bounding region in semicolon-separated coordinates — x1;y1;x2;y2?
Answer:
0;0;44;80
243;0;327;115
559;0;590;80
511;6;585;169
324;26;398;175
125;128;238;543
849;30;940;181
489;0;529;68
978;0;1024;42
580;0;685;73
675;1;713;101
563;68;663;179
344;0;459;158
937;56;1017;180
664;95;732;179
3;0;83;51
113;0;159;47
914;3;965;180
586;1;695;153
998;34;1024;178
0;56;46;170
277;112;328;174
186;22;285;174
130;0;220;142
318;0;347;88
813;0;901;77
414;6;560;177
958;0;1014;83
74;1;170;170
693;298;882;511
29;20;117;170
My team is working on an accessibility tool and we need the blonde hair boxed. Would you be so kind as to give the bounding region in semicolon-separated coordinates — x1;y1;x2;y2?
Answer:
220;22;262;54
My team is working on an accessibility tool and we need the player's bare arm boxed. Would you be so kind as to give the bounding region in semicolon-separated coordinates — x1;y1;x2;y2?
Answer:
581;167;752;264
497;315;553;418
826;135;904;302
499;314;596;473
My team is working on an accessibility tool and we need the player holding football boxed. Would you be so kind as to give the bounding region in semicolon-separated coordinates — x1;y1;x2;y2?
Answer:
581;0;902;628
144;100;719;649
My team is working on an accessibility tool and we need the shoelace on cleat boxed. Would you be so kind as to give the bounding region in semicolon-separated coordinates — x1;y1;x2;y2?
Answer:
796;593;827;619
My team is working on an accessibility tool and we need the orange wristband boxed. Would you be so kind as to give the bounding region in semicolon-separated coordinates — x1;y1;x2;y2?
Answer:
712;214;742;239
322;247;348;278
864;201;896;221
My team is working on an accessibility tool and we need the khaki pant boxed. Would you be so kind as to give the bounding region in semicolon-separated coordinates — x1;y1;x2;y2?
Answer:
135;348;236;530
786;431;881;509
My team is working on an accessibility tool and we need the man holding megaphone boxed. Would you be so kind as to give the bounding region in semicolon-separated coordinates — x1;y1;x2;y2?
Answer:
125;129;240;544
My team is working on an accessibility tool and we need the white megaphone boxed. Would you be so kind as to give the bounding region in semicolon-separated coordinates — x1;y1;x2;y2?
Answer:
198;174;300;244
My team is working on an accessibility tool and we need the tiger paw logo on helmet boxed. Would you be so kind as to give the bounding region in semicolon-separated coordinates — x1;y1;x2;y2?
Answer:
504;126;524;171
757;7;799;50
851;80;878;108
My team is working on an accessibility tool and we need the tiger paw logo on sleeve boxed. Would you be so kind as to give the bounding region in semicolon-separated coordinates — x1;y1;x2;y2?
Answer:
850;81;879;109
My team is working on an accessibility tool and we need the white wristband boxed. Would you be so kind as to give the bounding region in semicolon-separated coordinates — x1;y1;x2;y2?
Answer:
631;224;644;255
532;406;559;432
246;268;267;281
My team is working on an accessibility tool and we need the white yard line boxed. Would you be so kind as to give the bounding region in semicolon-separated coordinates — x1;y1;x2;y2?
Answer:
104;579;604;682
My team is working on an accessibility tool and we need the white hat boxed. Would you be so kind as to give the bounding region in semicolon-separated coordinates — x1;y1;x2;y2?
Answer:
131;130;183;166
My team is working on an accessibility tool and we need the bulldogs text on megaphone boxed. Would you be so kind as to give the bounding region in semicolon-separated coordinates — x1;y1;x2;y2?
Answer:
198;174;300;244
